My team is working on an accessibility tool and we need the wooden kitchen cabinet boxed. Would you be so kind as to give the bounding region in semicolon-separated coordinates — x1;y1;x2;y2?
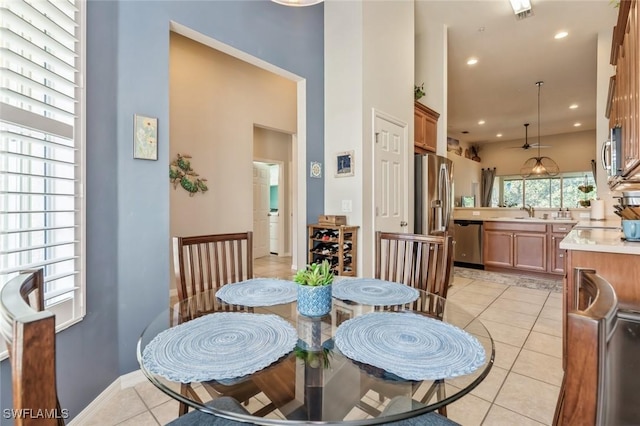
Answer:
483;229;513;268
562;248;640;369
484;221;574;275
609;0;640;181
414;101;439;153
484;221;547;272
549;223;574;274
514;232;547;272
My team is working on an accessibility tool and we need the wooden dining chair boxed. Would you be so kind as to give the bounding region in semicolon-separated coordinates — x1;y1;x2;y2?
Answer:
173;231;254;303
373;231;455;416
172;231;270;417
375;231;454;315
0;269;65;426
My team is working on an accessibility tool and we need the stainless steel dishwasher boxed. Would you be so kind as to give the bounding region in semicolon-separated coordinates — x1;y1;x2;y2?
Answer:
453;220;483;268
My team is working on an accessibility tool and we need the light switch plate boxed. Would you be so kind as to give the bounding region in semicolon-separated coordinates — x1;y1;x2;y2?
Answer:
341;200;352;212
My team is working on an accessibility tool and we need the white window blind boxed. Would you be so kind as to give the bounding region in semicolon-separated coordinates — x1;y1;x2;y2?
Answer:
0;0;85;347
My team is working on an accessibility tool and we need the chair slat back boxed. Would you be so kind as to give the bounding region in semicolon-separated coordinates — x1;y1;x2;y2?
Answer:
375;231;454;298
173;232;253;302
0;269;62;426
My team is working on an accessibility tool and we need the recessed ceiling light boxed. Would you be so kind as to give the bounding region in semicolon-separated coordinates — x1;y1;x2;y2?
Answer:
569;104;578;109
574;122;582;127
467;58;478;65
478;120;485;125
496;133;503;137
554;31;569;40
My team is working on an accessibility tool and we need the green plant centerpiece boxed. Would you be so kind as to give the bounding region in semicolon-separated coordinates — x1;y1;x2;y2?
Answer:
294;260;334;317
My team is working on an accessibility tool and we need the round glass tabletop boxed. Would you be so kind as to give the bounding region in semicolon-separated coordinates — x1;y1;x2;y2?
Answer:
137;285;494;425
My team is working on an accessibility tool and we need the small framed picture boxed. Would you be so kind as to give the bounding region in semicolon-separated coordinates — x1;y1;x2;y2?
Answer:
310;161;322;178
133;114;158;160
335;150;354;177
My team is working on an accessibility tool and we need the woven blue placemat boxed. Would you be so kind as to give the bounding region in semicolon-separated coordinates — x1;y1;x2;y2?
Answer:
332;278;419;306
335;312;486;381
142;312;297;383
215;278;298;307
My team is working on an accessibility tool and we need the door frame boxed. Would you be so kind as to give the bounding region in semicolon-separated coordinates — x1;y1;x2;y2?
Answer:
170;23;307;271
253;158;291;257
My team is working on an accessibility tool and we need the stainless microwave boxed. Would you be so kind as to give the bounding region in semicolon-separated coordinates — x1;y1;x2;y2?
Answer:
601;126;622;177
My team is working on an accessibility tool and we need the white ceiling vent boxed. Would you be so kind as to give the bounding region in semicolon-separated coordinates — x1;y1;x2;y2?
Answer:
515;9;534;20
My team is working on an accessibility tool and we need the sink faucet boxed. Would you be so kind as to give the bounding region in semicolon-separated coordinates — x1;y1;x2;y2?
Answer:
521;204;535;218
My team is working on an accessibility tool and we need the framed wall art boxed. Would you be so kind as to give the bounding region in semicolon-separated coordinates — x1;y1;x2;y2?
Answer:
335;150;354;177
310;161;322;178
133;114;158;160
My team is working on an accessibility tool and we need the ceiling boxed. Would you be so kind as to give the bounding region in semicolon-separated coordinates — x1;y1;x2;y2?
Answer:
415;0;619;147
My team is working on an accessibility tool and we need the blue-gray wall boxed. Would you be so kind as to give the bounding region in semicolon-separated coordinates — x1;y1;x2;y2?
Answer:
0;0;323;421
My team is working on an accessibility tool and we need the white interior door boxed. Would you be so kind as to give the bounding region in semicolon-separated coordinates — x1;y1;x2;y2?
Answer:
253;162;270;258
374;112;407;234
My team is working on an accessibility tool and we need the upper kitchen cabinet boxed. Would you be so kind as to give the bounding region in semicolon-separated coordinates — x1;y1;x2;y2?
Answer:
414;101;439;153
608;0;640;188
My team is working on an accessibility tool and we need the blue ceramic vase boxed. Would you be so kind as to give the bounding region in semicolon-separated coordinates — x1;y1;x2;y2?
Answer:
297;284;332;317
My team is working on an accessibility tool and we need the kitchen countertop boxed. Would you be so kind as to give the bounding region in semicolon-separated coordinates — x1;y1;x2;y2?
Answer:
481;217;577;224
574;219;621;230
560;228;640;255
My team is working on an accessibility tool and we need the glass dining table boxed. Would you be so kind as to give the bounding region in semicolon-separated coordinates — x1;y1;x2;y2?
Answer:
137;280;494;425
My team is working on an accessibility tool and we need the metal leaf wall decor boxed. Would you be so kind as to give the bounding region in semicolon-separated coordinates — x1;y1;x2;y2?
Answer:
169;153;208;196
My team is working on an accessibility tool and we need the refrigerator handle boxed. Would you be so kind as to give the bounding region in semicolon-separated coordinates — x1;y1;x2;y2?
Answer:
443;164;452;229
437;164;448;232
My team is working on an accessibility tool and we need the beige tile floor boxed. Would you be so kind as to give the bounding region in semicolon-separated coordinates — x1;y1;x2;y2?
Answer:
84;256;562;425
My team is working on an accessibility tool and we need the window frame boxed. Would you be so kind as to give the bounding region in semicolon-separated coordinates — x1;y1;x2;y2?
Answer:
0;0;86;360
491;171;596;209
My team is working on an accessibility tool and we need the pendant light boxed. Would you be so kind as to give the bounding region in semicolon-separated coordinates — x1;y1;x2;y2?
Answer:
520;81;559;178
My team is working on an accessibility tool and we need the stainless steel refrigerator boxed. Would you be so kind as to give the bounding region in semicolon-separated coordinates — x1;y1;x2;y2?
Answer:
414;153;454;235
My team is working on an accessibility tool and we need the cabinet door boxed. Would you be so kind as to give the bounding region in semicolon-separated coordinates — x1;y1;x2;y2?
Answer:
423;113;437;153
414;110;426;149
483;230;513;268
414;103;439;154
619;0;640;175
514;232;547;271
549;233;567;274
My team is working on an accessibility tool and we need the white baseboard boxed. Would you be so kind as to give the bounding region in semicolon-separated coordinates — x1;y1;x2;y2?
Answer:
68;369;145;425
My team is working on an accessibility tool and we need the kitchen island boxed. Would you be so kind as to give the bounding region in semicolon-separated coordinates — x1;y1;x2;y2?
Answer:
560;227;640;311
559;227;640;368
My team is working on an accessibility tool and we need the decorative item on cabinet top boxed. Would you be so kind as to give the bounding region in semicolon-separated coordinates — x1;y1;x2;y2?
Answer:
169;153;208;196
414;83;425;101
318;215;347;226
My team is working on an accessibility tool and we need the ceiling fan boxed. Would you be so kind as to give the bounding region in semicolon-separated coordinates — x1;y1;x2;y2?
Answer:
509;123;550;149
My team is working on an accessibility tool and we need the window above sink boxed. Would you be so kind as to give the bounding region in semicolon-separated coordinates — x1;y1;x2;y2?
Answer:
491;171;597;209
